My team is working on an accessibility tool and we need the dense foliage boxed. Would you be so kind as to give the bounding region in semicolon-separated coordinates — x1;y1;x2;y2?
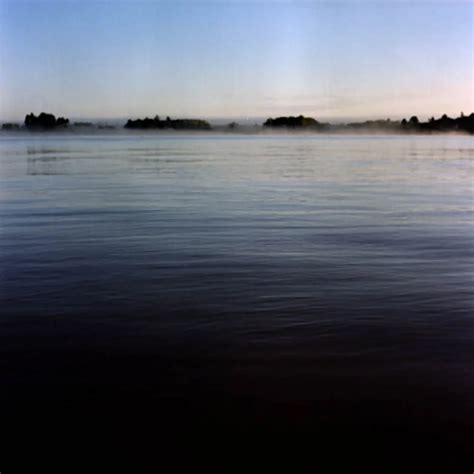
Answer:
125;115;211;130
263;115;324;128
25;112;69;129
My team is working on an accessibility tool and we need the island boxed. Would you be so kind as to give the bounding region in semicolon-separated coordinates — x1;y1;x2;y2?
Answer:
24;112;69;129
262;113;474;134
1;123;20;130
125;115;211;130
263;115;328;130
400;113;474;133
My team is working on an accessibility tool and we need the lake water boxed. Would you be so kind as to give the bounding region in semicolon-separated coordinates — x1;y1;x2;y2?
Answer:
1;133;473;459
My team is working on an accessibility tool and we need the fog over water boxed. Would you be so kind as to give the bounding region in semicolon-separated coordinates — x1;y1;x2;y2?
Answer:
1;133;473;461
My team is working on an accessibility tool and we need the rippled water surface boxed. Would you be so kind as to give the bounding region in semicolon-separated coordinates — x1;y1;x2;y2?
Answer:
1;133;473;456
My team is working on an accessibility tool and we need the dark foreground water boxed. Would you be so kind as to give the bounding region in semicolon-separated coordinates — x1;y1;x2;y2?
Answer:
1;133;473;463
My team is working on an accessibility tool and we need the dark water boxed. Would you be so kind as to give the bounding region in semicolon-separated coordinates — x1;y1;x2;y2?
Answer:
1;133;473;461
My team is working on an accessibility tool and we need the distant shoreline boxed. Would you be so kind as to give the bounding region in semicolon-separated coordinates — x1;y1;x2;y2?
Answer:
1;112;473;135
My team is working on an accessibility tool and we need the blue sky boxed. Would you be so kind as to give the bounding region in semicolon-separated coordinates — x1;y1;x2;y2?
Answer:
0;0;472;121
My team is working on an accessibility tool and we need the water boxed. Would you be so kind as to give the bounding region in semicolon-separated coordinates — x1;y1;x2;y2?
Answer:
1;133;473;458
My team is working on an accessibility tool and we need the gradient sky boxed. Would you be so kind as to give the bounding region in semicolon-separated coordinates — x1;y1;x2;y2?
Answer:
0;0;472;121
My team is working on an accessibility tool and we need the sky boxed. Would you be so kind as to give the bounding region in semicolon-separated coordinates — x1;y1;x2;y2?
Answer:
0;0;472;122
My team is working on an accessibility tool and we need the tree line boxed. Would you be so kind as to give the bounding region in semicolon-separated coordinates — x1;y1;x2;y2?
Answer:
1;111;473;133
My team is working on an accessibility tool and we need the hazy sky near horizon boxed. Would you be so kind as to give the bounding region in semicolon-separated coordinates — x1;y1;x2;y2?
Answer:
0;0;472;121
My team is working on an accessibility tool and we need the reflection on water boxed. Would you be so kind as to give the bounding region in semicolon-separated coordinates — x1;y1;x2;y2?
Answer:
0;133;473;454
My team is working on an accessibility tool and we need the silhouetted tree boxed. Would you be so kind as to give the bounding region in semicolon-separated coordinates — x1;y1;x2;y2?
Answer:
263;115;321;128
125;115;211;130
56;117;69;127
24;112;69;129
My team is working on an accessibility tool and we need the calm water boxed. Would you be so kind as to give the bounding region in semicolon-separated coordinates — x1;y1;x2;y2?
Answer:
1;133;473;457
